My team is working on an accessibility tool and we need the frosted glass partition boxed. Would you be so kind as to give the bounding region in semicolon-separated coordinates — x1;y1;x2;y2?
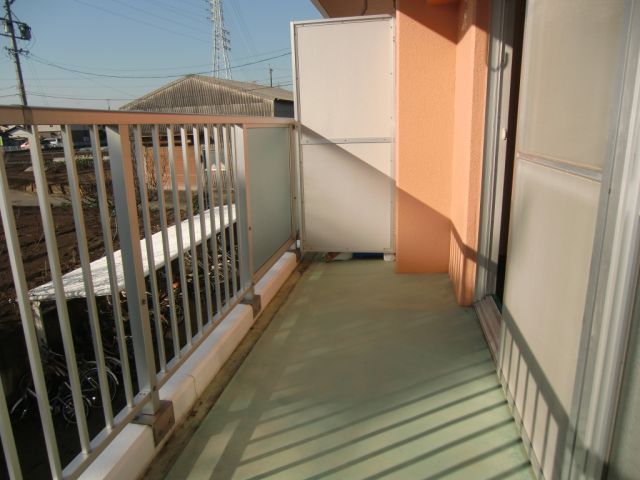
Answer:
519;0;625;167
247;127;293;274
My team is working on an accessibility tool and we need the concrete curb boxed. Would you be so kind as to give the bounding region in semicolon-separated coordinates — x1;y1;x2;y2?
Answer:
79;251;298;480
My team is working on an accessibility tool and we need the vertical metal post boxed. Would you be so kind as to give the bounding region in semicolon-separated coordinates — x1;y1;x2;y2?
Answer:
193;127;214;324
0;154;35;479
166;127;193;345
133;126;166;372
213;126;230;306
28;126;91;453
0;375;21;480
106;125;160;414
90;126;134;406
179;128;203;335
61;125;114;427
204;126;223;314
222;125;238;296
232;125;253;291
152;126;181;358
289;125;300;242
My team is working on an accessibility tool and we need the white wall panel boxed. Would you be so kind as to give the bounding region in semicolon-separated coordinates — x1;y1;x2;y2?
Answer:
301;143;393;252
295;19;394;140
294;16;395;253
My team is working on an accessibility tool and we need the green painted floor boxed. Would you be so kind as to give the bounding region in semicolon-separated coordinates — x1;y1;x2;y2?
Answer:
165;260;534;480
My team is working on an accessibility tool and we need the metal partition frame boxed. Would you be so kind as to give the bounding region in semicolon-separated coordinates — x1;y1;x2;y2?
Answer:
292;15;396;254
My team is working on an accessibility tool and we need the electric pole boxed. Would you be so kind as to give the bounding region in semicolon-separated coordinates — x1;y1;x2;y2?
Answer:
269;64;273;87
2;0;29;105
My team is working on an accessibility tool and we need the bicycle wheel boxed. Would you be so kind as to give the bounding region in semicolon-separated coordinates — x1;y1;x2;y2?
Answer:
61;394;92;425
9;394;33;421
80;366;118;405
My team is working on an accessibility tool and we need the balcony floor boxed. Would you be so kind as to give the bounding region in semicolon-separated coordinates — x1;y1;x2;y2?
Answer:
165;259;534;479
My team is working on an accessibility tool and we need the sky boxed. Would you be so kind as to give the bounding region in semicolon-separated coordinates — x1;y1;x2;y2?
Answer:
0;0;321;109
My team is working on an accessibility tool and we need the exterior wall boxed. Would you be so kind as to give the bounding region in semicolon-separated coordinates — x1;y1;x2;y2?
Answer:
395;0;489;306
315;0;491;304
449;0;490;304
143;145;198;192
274;100;295;118
395;0;458;273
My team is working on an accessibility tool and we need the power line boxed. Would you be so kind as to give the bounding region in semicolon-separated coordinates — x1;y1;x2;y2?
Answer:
70;0;210;45
28;52;291;79
25;48;290;73
144;0;208;23
228;0;257;58
108;0;210;37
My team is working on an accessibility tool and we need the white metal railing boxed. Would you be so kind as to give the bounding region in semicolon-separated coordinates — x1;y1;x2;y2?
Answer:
0;106;297;479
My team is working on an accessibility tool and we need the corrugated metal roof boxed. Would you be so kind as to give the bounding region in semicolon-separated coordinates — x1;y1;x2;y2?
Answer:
120;75;293;117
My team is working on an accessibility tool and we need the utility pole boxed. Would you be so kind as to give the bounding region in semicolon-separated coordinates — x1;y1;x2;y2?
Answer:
269;64;273;87
2;0;29;106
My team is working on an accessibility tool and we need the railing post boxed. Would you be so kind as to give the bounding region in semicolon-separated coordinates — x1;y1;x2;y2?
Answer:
105;125;160;414
233;125;258;311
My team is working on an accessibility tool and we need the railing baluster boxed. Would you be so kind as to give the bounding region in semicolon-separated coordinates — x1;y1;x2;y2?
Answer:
213;126;230;307
0;107;296;478
106;125;160;414
0;150;45;479
152;126;181;358
167;127;192;345
28;126;92;453
133;126;166;372
222;125;239;297
231;125;253;291
61;126;114;427
90;126;134;407
180;127;203;335
204;126;223;315
0;375;22;480
193;127;214;324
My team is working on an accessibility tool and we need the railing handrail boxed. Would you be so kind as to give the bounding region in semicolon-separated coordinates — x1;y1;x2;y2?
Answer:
0;105;297;127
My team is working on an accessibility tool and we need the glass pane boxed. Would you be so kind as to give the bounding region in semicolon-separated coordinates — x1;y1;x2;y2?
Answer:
247;127;292;273
519;0;626;168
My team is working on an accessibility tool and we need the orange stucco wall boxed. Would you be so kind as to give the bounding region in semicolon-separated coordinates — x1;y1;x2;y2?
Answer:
314;0;491;304
396;0;490;305
395;0;458;273
449;0;490;304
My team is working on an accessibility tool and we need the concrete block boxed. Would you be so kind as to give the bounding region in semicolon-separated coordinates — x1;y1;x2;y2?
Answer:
159;373;197;424
78;424;154;480
255;252;297;311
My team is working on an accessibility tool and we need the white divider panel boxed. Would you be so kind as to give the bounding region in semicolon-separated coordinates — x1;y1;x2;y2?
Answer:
293;16;395;253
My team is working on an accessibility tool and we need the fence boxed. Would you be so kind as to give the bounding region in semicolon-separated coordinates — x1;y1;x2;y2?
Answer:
0;106;297;479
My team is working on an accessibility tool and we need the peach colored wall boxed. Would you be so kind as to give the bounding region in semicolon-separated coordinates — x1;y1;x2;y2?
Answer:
314;0;491;305
449;0;489;304
395;0;489;304
395;0;458;273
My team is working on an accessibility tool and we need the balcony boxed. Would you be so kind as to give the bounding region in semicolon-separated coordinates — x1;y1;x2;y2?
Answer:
0;105;534;479
155;260;533;479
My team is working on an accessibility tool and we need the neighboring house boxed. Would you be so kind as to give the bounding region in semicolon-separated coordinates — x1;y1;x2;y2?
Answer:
120;75;294;190
5;124;61;142
120;74;294;118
